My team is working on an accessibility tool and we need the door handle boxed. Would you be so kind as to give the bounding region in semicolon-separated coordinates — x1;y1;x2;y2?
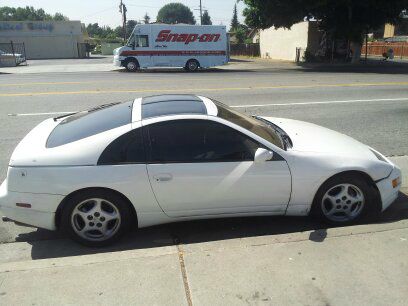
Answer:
153;174;173;182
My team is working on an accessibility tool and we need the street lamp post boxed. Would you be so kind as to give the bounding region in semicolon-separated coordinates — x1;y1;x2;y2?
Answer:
200;0;203;25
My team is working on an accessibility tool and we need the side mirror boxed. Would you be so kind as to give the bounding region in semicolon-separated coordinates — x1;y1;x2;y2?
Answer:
254;148;274;163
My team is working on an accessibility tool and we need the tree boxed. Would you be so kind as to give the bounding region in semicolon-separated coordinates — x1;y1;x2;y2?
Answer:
202;10;212;25
53;12;69;21
86;23;120;41
230;4;240;30
157;3;196;24
126;20;138;38
242;0;408;62
144;13;151;24
0;6;68;21
235;26;247;43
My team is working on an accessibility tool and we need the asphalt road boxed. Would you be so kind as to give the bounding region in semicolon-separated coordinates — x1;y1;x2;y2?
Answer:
0;58;407;251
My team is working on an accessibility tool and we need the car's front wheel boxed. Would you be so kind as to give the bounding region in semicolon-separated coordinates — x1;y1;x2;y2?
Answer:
61;190;132;247
313;174;380;225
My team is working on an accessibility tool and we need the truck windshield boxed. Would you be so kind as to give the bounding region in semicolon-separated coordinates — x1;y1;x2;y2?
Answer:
126;33;135;48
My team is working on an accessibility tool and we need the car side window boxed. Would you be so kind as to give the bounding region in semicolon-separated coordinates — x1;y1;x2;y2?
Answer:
98;128;145;165
146;119;262;163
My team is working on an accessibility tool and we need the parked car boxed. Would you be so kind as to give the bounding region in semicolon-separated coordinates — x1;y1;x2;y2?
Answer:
0;49;26;65
0;95;401;246
384;36;408;43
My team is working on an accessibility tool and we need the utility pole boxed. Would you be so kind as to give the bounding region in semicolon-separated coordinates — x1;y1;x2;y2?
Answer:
119;0;127;43
199;0;203;25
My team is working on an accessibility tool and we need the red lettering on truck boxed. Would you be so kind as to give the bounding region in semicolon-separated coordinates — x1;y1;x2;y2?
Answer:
155;30;221;44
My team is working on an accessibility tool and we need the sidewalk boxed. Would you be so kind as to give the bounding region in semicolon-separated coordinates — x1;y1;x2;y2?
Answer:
0;215;407;306
0;56;297;75
0;56;116;74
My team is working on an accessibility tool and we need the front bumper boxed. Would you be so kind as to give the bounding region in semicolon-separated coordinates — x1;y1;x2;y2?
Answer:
0;179;61;230
113;55;122;67
376;166;402;211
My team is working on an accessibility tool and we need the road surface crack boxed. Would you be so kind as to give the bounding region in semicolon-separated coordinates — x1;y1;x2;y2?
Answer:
174;236;193;306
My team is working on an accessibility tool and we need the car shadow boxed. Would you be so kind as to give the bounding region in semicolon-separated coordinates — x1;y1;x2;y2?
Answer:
16;191;408;260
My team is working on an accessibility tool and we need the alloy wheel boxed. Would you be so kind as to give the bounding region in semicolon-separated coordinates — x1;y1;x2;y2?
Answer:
321;183;365;222
71;198;121;242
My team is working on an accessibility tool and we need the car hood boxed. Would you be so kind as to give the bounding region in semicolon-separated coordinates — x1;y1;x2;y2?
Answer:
260;117;377;160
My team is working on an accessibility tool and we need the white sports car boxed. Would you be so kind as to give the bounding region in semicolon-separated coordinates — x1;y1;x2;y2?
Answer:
0;95;402;246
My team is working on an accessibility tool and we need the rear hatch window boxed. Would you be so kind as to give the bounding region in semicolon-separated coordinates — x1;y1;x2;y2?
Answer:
46;101;133;148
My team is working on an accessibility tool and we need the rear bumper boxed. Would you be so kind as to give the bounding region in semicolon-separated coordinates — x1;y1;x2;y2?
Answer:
0;179;61;230
376;166;402;211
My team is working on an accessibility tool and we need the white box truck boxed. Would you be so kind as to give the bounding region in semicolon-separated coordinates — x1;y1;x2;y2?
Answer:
113;24;229;72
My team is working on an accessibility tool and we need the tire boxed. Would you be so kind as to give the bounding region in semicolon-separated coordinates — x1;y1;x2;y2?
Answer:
61;190;132;247
125;59;139;72
312;174;380;225
185;59;200;72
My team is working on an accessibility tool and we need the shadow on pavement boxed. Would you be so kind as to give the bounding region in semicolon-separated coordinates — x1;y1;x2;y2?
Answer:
295;59;408;75
115;67;256;74
229;58;254;63
15;191;408;260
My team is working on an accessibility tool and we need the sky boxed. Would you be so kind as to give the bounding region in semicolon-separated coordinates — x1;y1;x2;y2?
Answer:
2;0;246;28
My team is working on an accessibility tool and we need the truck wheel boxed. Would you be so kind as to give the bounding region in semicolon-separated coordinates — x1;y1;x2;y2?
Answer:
125;59;139;72
186;59;200;72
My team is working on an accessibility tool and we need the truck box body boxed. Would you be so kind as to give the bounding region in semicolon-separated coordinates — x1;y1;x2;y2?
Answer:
113;24;229;71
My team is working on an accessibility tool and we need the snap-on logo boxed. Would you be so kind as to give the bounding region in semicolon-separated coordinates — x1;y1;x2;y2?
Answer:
156;30;221;44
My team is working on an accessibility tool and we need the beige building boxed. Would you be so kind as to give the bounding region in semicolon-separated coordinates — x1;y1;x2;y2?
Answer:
0;21;87;59
383;23;395;38
260;21;320;61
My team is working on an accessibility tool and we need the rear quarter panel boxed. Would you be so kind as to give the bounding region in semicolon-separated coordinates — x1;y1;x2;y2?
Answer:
7;164;163;217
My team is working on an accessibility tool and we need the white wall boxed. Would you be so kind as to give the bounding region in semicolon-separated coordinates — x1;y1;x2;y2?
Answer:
0;21;85;59
260;22;310;61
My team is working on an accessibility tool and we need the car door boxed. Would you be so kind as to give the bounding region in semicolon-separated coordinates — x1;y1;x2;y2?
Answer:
133;34;152;67
144;118;291;217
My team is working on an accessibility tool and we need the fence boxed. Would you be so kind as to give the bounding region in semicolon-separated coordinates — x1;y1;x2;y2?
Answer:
0;41;27;67
361;42;408;58
230;43;260;57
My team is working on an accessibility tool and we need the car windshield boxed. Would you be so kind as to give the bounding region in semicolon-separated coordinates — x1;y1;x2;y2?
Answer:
213;100;285;149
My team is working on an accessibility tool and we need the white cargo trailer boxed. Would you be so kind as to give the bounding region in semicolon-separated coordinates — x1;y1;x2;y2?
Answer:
113;24;229;72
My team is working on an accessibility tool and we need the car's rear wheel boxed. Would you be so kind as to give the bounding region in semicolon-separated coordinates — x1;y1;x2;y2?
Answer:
61;190;132;247
185;59;200;72
313;174;380;225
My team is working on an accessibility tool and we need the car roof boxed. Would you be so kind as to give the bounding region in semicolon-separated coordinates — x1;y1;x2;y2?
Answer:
140;95;208;119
